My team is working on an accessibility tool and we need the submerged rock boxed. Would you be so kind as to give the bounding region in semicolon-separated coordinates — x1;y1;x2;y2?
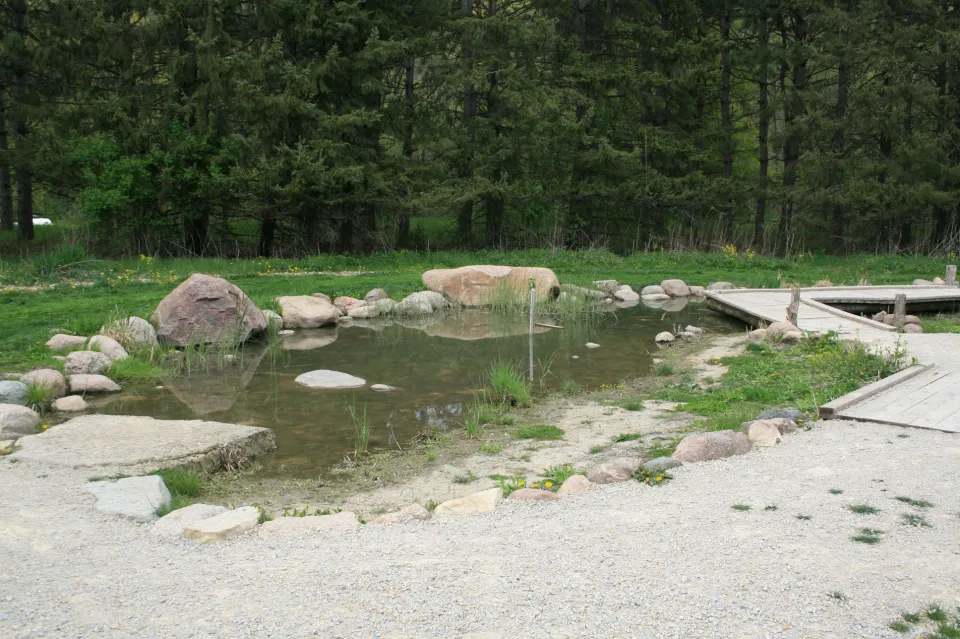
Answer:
85;475;171;522
371;384;396;392
152;273;267;346
422;265;560;307
295;370;366;389
655;332;675;344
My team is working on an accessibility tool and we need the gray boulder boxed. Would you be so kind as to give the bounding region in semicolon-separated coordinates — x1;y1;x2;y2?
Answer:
640;285;666;296
643;457;682;473
262;309;283;327
0;381;28;405
21;369;67;398
53;395;87;412
64;351;112;376
152;273;267;346
593;280;620;296
0;403;40;438
395;291;448;315
673;430;751;462
85;475;171;522
660;279;691;297
364;288;390;304
67;374;122;394
87;335;129;362
295;370;366;389
754;408;808;425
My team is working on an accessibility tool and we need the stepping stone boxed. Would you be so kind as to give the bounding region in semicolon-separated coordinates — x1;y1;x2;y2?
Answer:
257;512;360;543
434;488;503;516
153;504;229;538
295;370;366;389
371;384;396;392
86;476;171;522
183;506;260;543
54;396;87;413
14;415;275;475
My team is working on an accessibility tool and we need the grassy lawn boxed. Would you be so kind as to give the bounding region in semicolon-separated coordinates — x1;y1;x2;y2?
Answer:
0;248;953;371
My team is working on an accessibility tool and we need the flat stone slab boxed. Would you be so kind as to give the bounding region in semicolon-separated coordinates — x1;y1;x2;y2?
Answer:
295;370;366;389
14;415;275;474
434;487;503;516
86;476;171;522
152;504;229;539
183;506;259;543
257;512;360;543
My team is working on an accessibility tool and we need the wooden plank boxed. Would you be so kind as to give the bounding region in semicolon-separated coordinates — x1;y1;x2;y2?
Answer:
819;365;930;418
903;374;960;428
840;368;954;417
846;374;959;422
801;299;895;331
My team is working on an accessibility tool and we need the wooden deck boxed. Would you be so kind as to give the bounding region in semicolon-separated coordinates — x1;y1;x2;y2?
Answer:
703;285;960;432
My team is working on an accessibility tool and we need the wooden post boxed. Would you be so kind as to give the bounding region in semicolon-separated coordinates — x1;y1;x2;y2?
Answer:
947;265;957;287
786;288;800;325
894;293;906;328
528;278;536;382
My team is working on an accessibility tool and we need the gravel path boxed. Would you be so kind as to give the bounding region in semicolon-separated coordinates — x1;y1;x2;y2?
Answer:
2;419;959;638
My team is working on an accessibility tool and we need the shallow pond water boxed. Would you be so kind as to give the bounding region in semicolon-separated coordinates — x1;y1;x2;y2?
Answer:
93;299;741;477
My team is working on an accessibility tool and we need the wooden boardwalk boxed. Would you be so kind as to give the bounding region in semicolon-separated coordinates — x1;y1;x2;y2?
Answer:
703;285;960;432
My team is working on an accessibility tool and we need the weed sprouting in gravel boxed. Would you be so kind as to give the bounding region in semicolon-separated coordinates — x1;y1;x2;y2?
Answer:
764;505;778;511
888;620;911;633
795;514;812;520
829;488;844;495
514;424;565;440
479;442;502;454
732;504;751;511
827;591;848;603
901;513;931;528
612;433;641;443
852;528;882;544
848;504;880;515
894;496;934;508
589;445;605;454
453;472;477;485
926;605;949;623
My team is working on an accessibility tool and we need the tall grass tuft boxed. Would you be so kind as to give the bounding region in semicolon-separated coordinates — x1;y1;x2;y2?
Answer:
488;361;532;407
348;400;370;458
23;382;55;414
153;467;205;517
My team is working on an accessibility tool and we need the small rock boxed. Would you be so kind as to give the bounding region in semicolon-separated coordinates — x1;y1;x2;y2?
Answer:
262;310;283;327
0;381;28;405
641;293;671;302
276;295;339;329
587;458;640;484
903;324;923;333
100;317;159;348
87;335;129;362
152;504;228;539
295;370;366;389
765;321;799;338
660;279;691;297
745;420;783;447
781;330;803;342
748;328;769;340
371;384;396;392
509;488;560;501
371;503;432;525
433;487;503;516
64;351;112;376
673;431;751;462
395;291;448;315
755;409;808;425
640;285;666;296
183;506;260;543
20;369;66;398
933;277;946;285
67;374;122;394
872;311;887;322
655;332;675;344
643;457;682;473
685;326;705;334
333;296;366;315
677;331;696;339
593;280;620;296
614;288;640;303
46;334;87;351
0;403;41;438
903;315;921;325
53;395;87;412
348;305;380;319
364;288;390;304
85;476;171;523
557;475;594;495
913;278;934;286
688;285;705;296
706;282;735;291
278;330;294;336
585;342;601;349
743;417;797;435
258;512;360;542
374;298;396;314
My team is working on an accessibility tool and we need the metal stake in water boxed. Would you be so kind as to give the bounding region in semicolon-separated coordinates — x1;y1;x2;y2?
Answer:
529;277;536;382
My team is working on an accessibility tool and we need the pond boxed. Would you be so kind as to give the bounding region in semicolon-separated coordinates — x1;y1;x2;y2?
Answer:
91;299;741;478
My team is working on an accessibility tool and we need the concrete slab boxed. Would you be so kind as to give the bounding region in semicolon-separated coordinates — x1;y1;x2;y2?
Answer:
13;415;275;474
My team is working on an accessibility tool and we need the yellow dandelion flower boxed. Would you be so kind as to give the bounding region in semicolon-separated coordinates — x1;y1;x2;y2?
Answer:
656;476;663;482
518;480;525;487
531;483;539;489
545;481;553;488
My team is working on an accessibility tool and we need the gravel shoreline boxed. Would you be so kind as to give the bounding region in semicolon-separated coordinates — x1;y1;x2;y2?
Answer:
2;419;959;638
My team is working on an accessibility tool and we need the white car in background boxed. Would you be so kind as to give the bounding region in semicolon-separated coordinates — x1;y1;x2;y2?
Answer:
12;217;52;226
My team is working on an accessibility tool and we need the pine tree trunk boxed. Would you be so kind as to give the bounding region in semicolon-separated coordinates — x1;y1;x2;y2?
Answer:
396;55;415;249
258;215;277;258
458;0;475;248
720;9;734;244
778;13;806;256
753;16;768;249
485;26;504;249
830;5;849;254
11;0;32;241
0;88;12;232
569;0;592;247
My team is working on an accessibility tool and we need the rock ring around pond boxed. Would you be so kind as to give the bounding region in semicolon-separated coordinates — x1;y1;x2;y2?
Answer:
295;370;367;389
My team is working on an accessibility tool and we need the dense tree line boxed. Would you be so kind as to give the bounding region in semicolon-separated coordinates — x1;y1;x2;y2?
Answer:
0;0;959;256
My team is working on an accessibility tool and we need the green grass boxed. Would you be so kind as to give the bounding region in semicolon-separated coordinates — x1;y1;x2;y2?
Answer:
656;363;675;376
848;504;880;515
612;433;642;443
901;513;932;528
795;514;812;520
617;399;643;411
829;488;844;495
654;332;905;432
588;445;606;454
643;438;680;458
764;505;778;511
894;496;934;508
23;382;55;413
514;424;565;441
479;442;501;455
453;472;477;485
488;361;532;408
106;357;164;383
852;528;883;544
925;312;960;334
153;467;204;517
1;249;948;371
732;504;751;511
541;463;580;488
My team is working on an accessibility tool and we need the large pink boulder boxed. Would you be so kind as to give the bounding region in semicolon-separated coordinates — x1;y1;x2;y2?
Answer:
333;296;366;315
276;296;340;329
422;265;560;307
151;274;267;346
672;430;751;463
